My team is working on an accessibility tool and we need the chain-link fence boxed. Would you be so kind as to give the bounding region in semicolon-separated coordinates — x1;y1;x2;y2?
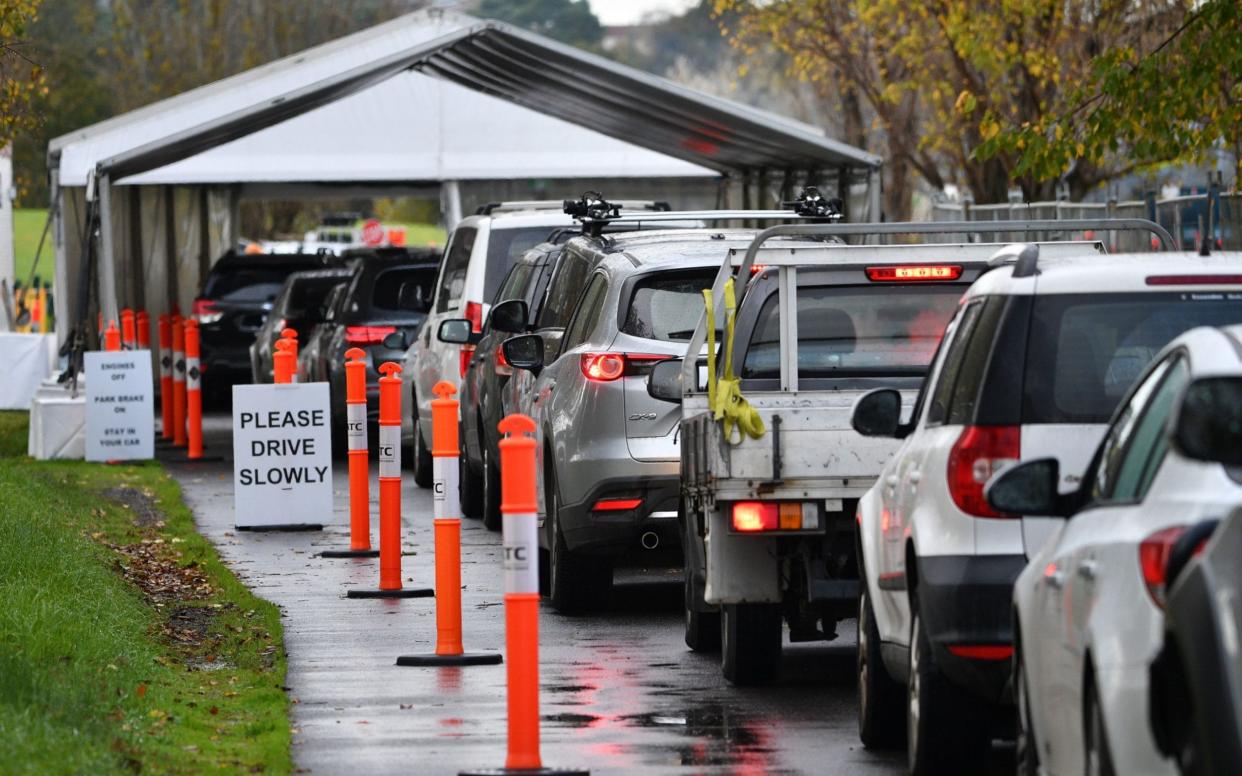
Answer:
930;192;1240;253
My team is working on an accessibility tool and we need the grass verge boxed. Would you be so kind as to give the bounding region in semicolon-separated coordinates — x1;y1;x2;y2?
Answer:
0;411;290;774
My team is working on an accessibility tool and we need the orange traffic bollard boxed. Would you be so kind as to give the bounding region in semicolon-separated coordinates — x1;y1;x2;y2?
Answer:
137;311;150;350
121;308;136;349
172;315;187;447
462;415;586;776
281;327;298;370
320;348;380;559
273;338;295;384
397;381;501;667
158;314;174;440
104;320;122;351
184;319;204;460
347;362;432;600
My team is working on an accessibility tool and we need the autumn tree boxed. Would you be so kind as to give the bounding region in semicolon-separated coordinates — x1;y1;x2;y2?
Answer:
717;0;1189;215
0;0;45;148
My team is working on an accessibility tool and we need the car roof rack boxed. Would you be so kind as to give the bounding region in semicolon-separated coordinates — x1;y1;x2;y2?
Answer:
566;187;850;235
476;198;671;216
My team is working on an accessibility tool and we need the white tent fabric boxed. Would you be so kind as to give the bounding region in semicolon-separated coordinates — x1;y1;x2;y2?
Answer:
52;9;714;187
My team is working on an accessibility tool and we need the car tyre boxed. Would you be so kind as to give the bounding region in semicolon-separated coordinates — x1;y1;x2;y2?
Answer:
412;422;432;489
682;510;719;652
1084;674;1117;776
858;585;903;748
481;444;502;532
907;602;988;776
1015;639;1040;776
460;440;483;519
720;603;781;685
547;464;611;614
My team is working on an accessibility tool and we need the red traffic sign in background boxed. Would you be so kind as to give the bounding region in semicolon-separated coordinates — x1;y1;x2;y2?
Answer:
361;218;385;246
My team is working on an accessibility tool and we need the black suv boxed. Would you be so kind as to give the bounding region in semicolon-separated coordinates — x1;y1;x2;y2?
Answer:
194;251;336;395
251;268;353;384
301;247;441;437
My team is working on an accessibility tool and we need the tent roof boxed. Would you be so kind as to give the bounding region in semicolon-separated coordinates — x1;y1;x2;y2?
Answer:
51;9;879;189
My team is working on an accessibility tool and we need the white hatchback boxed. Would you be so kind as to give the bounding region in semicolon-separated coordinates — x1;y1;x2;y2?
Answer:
849;247;1242;773
991;324;1242;776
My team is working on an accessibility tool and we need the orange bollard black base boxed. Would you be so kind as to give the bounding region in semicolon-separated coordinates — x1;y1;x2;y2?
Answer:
460;769;589;776
346;587;433;599
319;548;380;558
236;523;324;533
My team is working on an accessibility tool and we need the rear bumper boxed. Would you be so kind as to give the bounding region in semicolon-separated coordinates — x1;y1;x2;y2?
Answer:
558;473;681;557
916;553;1024;705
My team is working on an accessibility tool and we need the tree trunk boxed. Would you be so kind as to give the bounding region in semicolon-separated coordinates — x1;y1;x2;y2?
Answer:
884;152;913;222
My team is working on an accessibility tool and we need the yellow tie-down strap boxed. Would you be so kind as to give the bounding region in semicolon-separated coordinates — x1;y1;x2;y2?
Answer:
702;278;765;445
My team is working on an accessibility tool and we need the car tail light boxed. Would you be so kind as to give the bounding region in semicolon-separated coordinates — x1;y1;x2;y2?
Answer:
344;325;396;345
494;344;512;377
947;644;1013;661
592;497;643;512
750;264;769;275
866;265;963;282
1138;525;1214;609
579;352;668;382
465;300;483;333
192;298;222;324
947;426;1020;518
731;501;820;532
459;345;475;379
1146;274;1242;286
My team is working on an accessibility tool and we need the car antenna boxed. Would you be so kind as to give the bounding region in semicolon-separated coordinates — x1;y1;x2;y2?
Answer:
781;186;844;221
564;191;621;237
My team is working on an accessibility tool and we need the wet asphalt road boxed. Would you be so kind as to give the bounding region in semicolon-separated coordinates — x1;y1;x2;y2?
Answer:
159;414;1005;775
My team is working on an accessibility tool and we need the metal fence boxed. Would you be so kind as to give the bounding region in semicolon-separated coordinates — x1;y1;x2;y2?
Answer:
930;192;1240;253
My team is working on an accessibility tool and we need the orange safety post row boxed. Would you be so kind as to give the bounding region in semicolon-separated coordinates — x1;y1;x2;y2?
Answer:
273;338;294;384
346;362;432;600
136;310;150;350
104;320;122;352
184;319;203;460
319;348;380;559
120;308;136;349
158;314;174;440
396;381;501;667
172;315;187;447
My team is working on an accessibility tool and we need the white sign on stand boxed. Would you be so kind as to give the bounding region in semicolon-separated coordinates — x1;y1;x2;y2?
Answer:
232;383;333;528
84;350;155;461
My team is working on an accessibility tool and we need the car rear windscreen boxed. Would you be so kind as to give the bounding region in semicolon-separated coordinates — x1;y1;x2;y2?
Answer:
621;270;718;341
287;277;345;317
742;285;963;378
1023;291;1242;423
484;227;559;304
205;265;314;303
369;267;437;317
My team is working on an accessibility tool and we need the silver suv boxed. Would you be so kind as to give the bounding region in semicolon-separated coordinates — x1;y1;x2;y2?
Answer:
502;229;788;613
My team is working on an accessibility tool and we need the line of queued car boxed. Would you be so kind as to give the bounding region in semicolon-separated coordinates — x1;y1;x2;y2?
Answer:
388;194;1241;776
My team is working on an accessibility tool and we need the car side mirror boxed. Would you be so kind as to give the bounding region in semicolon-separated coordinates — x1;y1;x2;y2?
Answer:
490;299;529;334
502;334;544;376
382;331;407;350
438;319;479;345
851;389;906;438
1170;377;1242;466
985;458;1067;517
647;359;683;403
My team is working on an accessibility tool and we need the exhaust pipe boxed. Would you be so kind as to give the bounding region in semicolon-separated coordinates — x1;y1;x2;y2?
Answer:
640;531;660;550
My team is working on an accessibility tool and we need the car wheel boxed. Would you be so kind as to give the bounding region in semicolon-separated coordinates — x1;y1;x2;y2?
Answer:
720;603;781;685
683;526;720;652
1084;675;1117;776
481;444;502;532
547;464;611;615
412;423;432;489
858;586;904;748
907;601;988;775
460;435;483;519
1015;640;1040;776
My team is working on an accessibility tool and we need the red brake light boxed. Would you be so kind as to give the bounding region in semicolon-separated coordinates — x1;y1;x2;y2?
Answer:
465;301;484;333
592;497;643;512
750;264;769;275
1139;525;1190;609
192;299;218;315
459;345;475;379
495;344;512;376
579;352;667;382
732;502;777;532
1146;275;1242;286
947;426;1020;518
344;325;397;345
866;265;963;282
947;644;1013;661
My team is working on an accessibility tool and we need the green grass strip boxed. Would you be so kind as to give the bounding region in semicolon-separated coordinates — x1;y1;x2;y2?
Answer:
0;411;290;774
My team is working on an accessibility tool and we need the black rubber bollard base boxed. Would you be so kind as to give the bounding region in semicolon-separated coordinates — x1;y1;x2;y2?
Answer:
396;652;502;667
347;587;434;599
319;548;381;559
177;455;226;463
237;524;324;532
459;767;589;775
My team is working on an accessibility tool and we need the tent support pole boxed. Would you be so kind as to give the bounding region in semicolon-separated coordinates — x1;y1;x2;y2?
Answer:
441;180;463;233
164;186;179;313
128;186;145;313
51;171;71;347
198;187;211;280
97;173;120;327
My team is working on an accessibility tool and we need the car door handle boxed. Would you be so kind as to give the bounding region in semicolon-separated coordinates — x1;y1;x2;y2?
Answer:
885;474;899;487
908;471;921;485
1077;560;1097;581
